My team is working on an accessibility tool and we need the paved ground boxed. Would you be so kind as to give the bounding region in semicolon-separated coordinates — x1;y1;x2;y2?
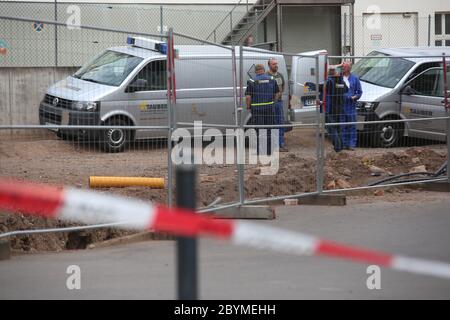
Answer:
1;196;450;300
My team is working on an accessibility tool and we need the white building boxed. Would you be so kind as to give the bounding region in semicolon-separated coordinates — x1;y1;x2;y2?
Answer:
0;0;449;67
351;0;450;56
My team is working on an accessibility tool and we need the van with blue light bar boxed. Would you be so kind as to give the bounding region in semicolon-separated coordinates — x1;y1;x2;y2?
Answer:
127;36;167;54
39;36;288;152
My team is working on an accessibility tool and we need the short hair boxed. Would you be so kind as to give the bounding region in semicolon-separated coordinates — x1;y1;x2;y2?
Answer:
255;64;265;72
268;58;277;66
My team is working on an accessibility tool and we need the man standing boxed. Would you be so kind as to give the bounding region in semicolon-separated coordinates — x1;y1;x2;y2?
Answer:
246;64;279;155
267;58;288;152
324;66;347;152
244;35;254;47
341;62;362;151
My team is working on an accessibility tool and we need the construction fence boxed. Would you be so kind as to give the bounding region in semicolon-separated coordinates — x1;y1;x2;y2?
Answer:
0;15;449;241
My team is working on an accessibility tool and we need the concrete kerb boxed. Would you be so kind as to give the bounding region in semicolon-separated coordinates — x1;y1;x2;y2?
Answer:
422;182;450;192
207;205;276;220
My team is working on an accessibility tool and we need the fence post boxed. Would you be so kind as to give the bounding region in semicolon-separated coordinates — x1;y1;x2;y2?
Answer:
315;54;324;194
176;165;198;300
238;45;245;204
167;28;175;207
54;0;58;66
160;6;164;41
231;46;244;201
230;12;233;37
443;53;450;184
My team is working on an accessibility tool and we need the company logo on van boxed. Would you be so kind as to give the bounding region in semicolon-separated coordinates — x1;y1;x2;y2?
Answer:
405;106;433;117
52;98;59;107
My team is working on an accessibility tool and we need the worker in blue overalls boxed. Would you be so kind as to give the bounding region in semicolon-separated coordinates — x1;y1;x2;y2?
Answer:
341;62;363;150
323;66;347;152
246;64;280;155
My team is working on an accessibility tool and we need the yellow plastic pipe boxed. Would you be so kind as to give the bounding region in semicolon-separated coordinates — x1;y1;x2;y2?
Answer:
89;176;165;189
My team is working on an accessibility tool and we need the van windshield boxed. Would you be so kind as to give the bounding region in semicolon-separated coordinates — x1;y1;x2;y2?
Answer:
73;50;143;86
352;51;415;88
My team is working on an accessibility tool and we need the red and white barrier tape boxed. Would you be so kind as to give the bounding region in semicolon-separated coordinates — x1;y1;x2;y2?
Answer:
1;179;450;280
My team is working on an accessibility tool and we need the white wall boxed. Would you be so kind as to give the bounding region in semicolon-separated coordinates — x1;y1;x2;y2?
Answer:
0;1;247;67
352;0;450;56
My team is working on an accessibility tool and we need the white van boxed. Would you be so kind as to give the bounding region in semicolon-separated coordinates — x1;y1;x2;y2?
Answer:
289;50;327;124
39;37;289;152
354;47;450;147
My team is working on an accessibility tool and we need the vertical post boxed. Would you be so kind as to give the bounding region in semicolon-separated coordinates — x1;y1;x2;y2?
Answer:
239;45;244;128
443;53;450;184
54;0;58;66
230;12;233;36
234;46;244;205
428;14;431;47
167;28;175;207
315;55;324;194
232;47;239;127
238;45;245;204
350;3;355;59
276;4;282;52
160;6;164;41
214;30;217;43
176;165;198;300
343;12;347;55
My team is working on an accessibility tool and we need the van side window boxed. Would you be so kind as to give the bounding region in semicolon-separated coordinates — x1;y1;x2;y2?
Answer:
406;62;440;82
435;68;450;97
133;60;167;91
409;69;441;97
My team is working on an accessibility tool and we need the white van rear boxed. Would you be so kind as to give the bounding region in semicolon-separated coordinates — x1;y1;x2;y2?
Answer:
289;50;327;124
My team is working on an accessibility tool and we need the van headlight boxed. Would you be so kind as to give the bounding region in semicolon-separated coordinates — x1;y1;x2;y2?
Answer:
357;102;379;111
72;101;99;111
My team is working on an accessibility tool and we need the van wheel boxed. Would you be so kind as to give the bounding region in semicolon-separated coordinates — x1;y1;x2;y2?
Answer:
56;130;69;141
372;119;403;148
101;118;131;153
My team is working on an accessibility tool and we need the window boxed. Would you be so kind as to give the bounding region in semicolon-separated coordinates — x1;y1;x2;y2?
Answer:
435;13;442;35
74;51;143;86
435;68;450;97
446;14;450;35
409;69;441;97
435;12;450;46
352;51;415;88
406;62;440;82
132;60;167;91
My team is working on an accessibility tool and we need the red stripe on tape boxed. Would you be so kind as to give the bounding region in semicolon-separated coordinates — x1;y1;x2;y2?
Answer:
0;179;63;218
316;240;393;267
152;205;234;239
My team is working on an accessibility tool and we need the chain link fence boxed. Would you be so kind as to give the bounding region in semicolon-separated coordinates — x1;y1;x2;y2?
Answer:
321;54;449;194
0;11;449;252
0;1;248;67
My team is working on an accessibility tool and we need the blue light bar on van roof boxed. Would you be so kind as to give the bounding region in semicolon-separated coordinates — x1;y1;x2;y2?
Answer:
158;43;167;54
126;36;166;54
126;36;135;45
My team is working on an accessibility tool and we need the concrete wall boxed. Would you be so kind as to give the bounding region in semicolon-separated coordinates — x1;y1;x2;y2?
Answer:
0;67;77;135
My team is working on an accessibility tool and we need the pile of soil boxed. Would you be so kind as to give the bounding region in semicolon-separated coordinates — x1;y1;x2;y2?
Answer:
0;132;447;253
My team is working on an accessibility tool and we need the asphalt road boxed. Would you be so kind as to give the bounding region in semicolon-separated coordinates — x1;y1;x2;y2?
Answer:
1;197;450;299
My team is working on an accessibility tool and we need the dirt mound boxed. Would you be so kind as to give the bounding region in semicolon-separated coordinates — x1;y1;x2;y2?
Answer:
0;132;447;253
